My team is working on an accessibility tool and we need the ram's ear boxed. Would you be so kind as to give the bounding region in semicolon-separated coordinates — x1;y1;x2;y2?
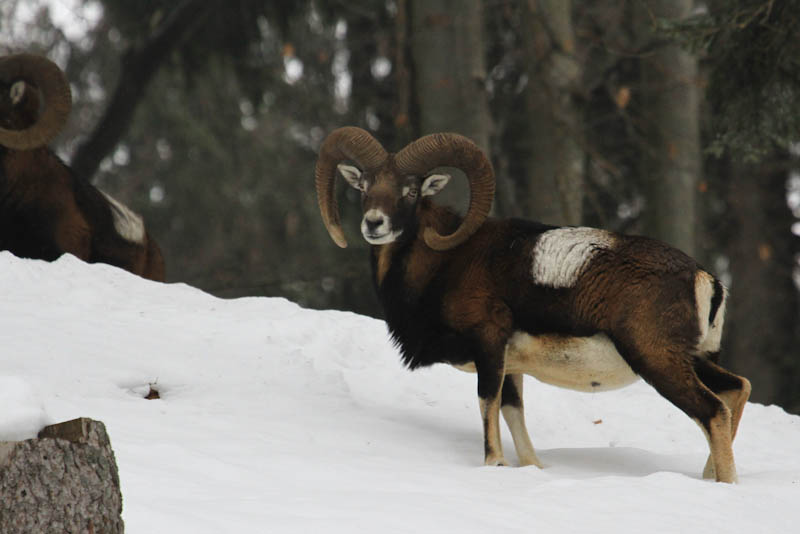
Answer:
9;81;27;105
421;173;451;197
337;164;366;192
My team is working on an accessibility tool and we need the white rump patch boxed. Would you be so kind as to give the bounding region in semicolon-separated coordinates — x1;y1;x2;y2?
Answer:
695;271;727;354
101;191;145;244
531;227;616;288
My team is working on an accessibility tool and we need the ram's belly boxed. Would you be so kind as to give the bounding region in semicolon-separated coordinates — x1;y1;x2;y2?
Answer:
453;331;639;392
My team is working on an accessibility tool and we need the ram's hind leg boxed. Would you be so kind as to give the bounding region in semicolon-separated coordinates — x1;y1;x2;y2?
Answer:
623;346;738;483
501;374;542;467
693;357;751;479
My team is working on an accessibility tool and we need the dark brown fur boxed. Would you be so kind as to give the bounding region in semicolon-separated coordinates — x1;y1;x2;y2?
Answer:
323;127;750;480
371;198;749;480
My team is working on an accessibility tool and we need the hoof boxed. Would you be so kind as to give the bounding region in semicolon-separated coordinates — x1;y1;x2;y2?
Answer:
702;456;715;480
703;454;737;483
519;455;543;468
485;457;508;467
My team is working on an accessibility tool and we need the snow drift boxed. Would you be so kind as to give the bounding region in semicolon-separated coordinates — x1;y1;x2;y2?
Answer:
1;252;798;533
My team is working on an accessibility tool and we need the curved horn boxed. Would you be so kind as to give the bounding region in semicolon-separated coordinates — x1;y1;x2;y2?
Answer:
0;54;72;150
395;133;495;250
315;126;388;248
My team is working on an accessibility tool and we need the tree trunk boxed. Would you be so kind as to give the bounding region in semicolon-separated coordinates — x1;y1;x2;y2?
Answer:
518;0;584;226
346;4;396;146
724;157;800;409
638;0;701;256
0;418;124;534
408;0;492;212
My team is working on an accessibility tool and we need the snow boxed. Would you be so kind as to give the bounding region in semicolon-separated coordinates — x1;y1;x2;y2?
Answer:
1;251;799;533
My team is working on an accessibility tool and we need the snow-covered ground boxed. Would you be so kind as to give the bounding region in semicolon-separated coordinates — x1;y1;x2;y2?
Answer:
1;252;799;533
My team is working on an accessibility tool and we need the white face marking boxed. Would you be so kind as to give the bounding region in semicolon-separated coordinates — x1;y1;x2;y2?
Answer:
101;191;146;244
401;185;417;198
361;208;402;245
10;81;25;105
531;227;616;288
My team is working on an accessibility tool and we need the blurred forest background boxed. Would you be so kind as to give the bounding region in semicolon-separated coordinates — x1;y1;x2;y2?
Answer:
2;0;799;409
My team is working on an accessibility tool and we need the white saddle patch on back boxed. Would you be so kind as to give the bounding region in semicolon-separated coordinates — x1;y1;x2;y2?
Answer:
101;191;145;244
531;227;616;288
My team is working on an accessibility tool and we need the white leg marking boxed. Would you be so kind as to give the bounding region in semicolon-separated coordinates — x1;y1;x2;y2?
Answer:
702;380;750;480
501;404;542;467
695;409;737;483
694;419;717;480
480;396;506;467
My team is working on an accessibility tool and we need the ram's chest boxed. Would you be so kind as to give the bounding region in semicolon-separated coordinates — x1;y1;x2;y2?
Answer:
454;331;639;392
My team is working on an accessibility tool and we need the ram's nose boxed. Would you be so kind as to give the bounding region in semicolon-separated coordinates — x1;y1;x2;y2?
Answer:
361;208;402;244
364;214;386;234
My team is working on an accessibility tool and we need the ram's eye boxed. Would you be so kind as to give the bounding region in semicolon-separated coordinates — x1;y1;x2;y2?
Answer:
403;186;418;199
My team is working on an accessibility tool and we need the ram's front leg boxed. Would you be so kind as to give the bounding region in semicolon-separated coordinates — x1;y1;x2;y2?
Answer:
449;297;513;466
476;354;507;466
501;374;542;467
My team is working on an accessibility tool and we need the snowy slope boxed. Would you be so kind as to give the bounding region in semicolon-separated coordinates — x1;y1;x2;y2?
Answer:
1;251;799;533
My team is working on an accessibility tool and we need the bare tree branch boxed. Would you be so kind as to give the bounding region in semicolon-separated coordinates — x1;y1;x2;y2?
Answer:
70;0;213;180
